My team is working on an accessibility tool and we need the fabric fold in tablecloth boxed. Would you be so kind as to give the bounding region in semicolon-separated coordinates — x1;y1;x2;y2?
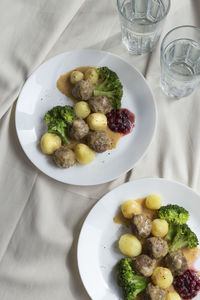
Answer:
0;0;200;300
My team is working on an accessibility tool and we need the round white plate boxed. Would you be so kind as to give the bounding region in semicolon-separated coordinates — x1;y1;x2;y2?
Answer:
15;49;157;185
77;178;200;300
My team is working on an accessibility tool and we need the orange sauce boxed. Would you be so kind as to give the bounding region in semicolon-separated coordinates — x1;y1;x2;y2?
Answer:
104;127;122;149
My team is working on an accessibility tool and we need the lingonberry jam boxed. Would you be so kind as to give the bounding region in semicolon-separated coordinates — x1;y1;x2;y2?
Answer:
106;108;135;135
173;269;200;299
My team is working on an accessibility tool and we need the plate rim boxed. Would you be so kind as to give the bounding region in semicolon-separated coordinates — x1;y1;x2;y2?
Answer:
77;177;200;299
15;49;157;185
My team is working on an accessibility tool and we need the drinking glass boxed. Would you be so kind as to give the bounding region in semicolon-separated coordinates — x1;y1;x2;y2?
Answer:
160;26;200;99
117;0;171;55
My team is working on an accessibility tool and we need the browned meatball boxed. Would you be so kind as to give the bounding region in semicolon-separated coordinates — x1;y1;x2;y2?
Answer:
69;119;89;141
165;250;188;276
146;237;168;259
145;283;166;300
86;131;110;153
134;254;156;277
131;214;152;239
53;146;76;168
72;80;93;100
88;96;112;114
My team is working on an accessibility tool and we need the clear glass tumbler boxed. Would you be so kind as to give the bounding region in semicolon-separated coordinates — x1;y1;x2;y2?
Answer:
117;0;170;55
160;26;200;99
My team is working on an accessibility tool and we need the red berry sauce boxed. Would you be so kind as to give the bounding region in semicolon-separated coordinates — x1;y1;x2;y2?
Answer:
106;108;135;135
173;269;200;299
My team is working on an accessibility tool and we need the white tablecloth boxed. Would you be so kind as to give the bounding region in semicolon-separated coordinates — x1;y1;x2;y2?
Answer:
0;0;200;299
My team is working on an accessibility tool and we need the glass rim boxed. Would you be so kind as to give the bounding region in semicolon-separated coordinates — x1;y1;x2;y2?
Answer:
161;25;200;77
117;0;171;26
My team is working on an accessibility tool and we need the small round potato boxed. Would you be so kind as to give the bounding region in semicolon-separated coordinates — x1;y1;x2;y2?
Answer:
145;194;162;210
70;70;84;84
74;101;91;119
74;143;95;164
40;133;61;155
118;234;142;257
166;292;181;300
152;267;173;289
121;200;142;219
151;219;169;237
87;113;107;131
84;69;98;84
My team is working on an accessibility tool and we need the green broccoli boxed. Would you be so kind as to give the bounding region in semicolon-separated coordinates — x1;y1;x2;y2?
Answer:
158;204;189;241
169;223;199;252
117;258;148;300
93;66;123;109
60;106;76;123
44;106;63;126
48;119;69;145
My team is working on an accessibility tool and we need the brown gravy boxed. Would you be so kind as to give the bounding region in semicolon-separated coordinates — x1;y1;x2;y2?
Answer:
113;197;200;298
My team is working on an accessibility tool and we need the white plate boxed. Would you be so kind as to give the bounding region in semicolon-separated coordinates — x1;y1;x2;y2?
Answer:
15;50;157;185
77;178;200;300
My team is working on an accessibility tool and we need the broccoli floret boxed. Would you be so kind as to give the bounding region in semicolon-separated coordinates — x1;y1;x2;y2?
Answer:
169;223;199;252
117;258;147;300
60;106;76;123
93;66;123;109
44;106;63;126
158;204;189;241
48;119;69;145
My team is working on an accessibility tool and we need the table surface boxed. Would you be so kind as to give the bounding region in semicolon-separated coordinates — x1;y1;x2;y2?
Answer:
0;0;200;299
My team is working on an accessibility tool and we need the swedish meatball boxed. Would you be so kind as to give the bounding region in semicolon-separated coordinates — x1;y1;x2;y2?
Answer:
88;96;112;114
165;250;188;276
72;80;93;100
146;237;168;259
145;283;166;300
131;214;152;239
86;130;110;153
53;146;76;168
69;119;89;141
134;254;156;277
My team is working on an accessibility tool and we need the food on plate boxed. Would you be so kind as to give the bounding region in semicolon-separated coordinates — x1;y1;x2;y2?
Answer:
74;101;91;119
74;144;95;165
68;119;89;141
151;219;169;237
117;258;148;300
106;108;135;134
133;254;156;277
146;194;162;210
146;237;169;259
152;267;173;288
70;70;84;84
53;146;76;168
86;113;107;131
119;234;142;257
121;200;142;219
72;79;94;100
145;283;166;300
40;133;61;154
93;66;123;109
166;292;181;300
131;214;152;239
41;66;135;168
165;250;188;276
114;195;200;299
84;68;99;84
88;96;112;114
173;269;200;299
86;130;110;153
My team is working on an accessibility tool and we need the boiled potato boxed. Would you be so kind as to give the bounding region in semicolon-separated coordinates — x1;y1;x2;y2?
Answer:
145;194;162;210
40;133;61;155
121;200;142;219
118;233;142;257
74;143;95;164
84;68;98;84
74;101;91;119
151;219;168;237
87;113;107;131
152;267;173;289
166;292;181;300
70;70;84;84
